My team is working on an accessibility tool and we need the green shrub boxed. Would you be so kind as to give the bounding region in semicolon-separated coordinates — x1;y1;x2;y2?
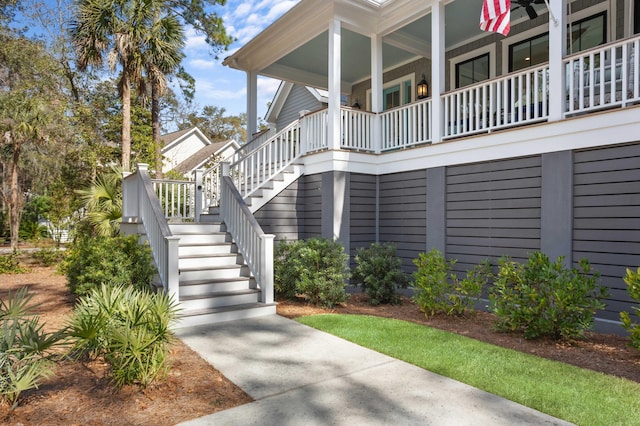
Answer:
274;237;349;308
620;267;640;349
61;235;156;296
352;242;408;305
412;249;491;316
31;248;66;267
1;288;62;411
67;284;177;388
0;250;30;274
274;239;302;299
18;221;49;242
490;252;606;340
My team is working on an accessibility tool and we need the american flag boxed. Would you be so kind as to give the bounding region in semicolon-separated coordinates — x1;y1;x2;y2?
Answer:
480;0;511;36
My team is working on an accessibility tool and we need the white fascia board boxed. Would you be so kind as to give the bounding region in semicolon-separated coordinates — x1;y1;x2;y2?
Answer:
307;87;329;103
301;107;640;176
223;0;332;72
161;127;211;154
216;139;241;155
265;82;293;123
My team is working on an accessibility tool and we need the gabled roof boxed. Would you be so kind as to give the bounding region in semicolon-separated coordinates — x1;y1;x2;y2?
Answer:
161;127;210;152
265;81;329;123
172;139;240;175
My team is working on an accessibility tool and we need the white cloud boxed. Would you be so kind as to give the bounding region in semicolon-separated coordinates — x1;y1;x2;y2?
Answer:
188;58;217;70
258;77;281;98
184;28;208;51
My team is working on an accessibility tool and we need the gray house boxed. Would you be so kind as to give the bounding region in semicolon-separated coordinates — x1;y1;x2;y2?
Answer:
223;0;640;331
124;0;640;329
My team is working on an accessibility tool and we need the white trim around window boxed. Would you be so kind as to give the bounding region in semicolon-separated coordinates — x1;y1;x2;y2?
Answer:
365;73;415;111
448;44;496;91
500;2;609;75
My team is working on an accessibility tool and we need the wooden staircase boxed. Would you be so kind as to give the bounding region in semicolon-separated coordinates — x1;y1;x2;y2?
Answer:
168;222;276;328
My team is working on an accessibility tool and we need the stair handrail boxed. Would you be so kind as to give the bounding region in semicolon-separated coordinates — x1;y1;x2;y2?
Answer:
220;162;274;304
122;164;180;301
230;118;302;199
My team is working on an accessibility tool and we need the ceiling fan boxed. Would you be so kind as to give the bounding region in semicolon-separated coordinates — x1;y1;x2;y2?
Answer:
511;0;545;20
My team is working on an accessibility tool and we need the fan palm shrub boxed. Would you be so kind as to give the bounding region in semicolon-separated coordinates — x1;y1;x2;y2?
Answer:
1;288;63;411
67;284;178;388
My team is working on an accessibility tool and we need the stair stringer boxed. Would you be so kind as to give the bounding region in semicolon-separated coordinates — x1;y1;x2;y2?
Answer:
246;163;304;213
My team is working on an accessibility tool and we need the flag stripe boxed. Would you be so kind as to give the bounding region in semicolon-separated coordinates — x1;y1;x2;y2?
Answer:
480;0;511;36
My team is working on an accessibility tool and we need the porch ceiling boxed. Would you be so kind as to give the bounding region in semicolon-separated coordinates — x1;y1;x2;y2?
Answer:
223;0;545;93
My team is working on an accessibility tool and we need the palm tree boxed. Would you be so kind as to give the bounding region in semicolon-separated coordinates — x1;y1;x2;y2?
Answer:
70;0;153;172
0;95;49;250
76;165;122;236
141;12;184;179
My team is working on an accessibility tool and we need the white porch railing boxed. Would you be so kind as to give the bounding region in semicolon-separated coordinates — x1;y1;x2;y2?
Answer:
341;108;375;151
380;99;432;151
565;36;640;115
220;163;274;304
231;119;302;198
123;164;179;301
443;63;549;139
303;109;328;153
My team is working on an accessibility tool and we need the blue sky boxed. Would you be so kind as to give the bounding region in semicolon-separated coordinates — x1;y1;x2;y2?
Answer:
15;0;300;122
181;0;301;119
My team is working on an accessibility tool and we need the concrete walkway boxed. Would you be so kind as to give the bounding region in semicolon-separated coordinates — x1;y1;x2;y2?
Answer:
175;315;573;426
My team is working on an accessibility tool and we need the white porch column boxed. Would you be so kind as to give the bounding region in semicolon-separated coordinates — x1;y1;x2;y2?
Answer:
430;1;445;143
548;0;567;122
371;33;383;153
328;18;342;151
247;70;258;139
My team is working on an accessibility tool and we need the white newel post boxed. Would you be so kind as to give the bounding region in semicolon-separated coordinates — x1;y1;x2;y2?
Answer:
300;115;309;156
194;169;203;222
136;164;149;220
260;234;275;304
431;1;445;144
165;236;180;302
121;171;136;219
371;33;383;153
328;19;342;151
548;0;567;121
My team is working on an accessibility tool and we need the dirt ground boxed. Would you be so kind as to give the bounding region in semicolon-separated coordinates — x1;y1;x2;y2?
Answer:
2;261;640;425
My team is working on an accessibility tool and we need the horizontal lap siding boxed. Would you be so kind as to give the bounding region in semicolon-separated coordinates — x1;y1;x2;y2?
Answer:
303;174;322;239
254;179;303;242
349;174;377;266
379;170;427;272
573;143;640;322
446;156;542;274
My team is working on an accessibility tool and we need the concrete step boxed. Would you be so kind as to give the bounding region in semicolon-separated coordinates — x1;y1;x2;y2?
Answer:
174;303;277;328
179;264;250;282
179;289;261;311
178;242;237;257
178;253;243;269
179;277;256;296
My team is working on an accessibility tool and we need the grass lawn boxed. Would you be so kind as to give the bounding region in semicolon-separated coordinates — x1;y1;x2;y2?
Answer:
297;314;640;426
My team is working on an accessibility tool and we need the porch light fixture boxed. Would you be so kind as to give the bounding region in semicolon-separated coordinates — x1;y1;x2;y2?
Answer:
417;74;429;99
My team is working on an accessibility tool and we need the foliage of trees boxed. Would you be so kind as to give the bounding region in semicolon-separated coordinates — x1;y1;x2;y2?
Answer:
0;0;243;245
